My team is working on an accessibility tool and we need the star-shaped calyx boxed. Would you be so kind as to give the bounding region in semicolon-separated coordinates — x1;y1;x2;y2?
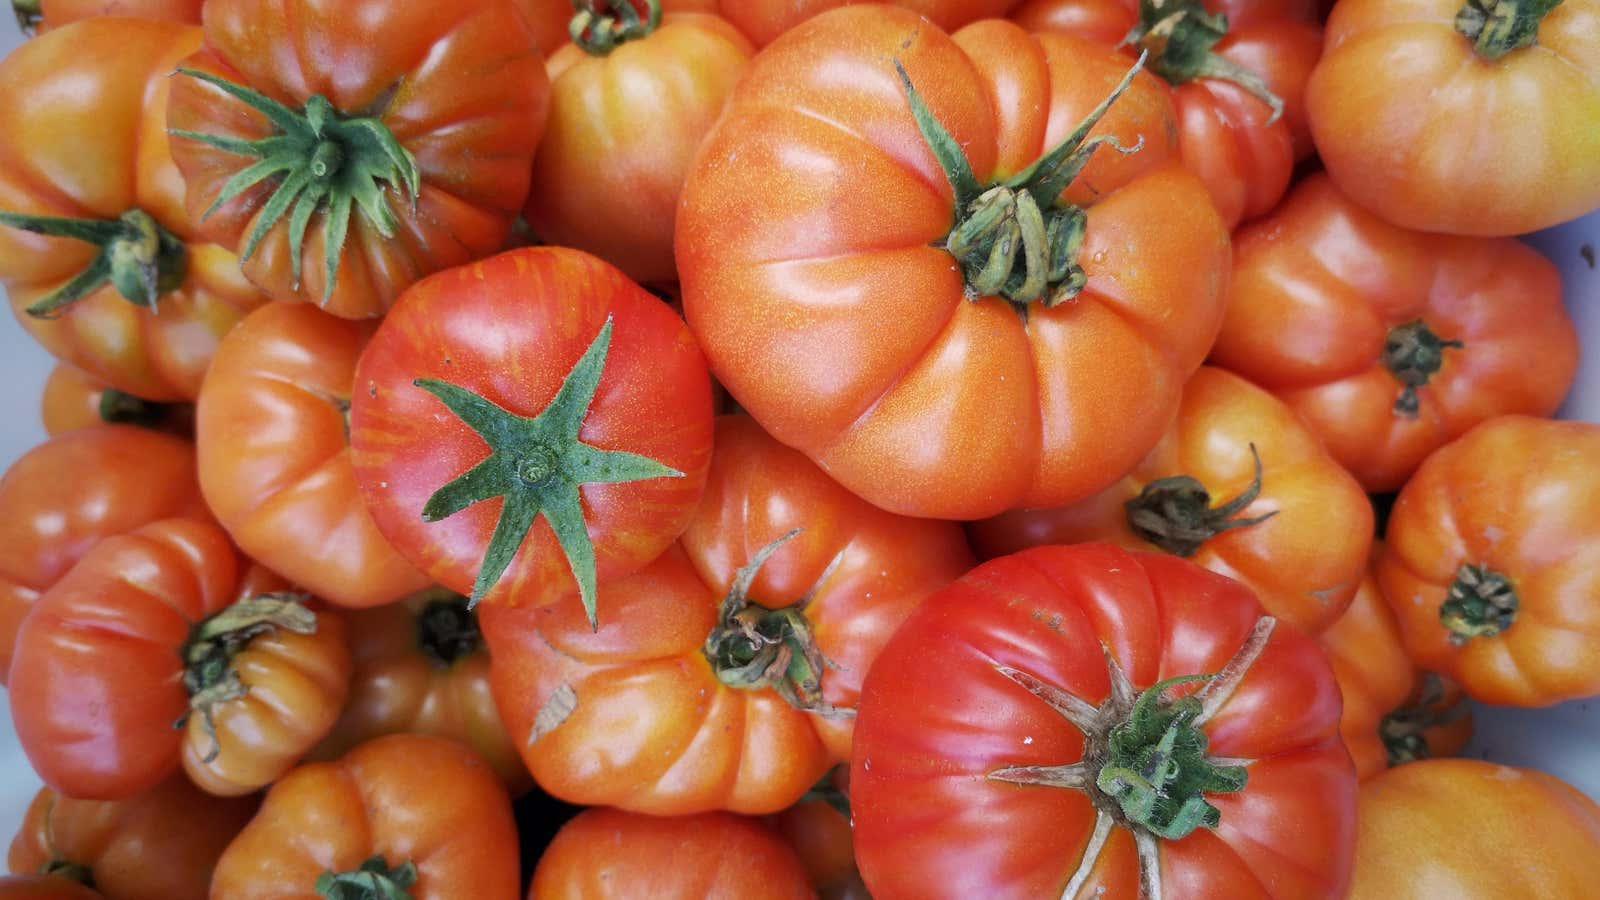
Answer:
414;316;681;626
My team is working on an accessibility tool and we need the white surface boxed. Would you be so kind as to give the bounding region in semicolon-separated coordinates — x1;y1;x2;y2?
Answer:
0;9;1598;854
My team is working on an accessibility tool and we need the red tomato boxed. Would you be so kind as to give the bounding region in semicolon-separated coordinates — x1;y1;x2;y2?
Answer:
0;877;101;900
1211;173;1579;493
9;519;350;800
512;0;579;53
851;542;1355;899
480;414;974;814
678;7;1229;520
210;734;520;900
349;247;714;621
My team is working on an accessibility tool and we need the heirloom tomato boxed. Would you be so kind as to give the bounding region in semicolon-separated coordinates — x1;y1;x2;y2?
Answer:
971;366;1372;635
349;247;713;622
7;778;255;900
678;7;1229;520
197;301;430;609
1350;760;1600;899
0;19;267;401
39;365;187;437
311;587;531;793
1014;0;1323;228
851;543;1355;899
0;878;100;900
526;2;752;283
211;734;520;900
0;426;204;682
1211;173;1578;493
18;0;202;34
1307;0;1600;236
9;519;350;800
1378;416;1600;707
166;0;550;318
529;808;815;900
480;414;973;814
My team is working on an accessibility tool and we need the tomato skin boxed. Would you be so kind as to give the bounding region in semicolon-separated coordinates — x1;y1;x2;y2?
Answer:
770;785;866;900
35;0;203;31
8;779;256;900
0;20;267;402
480;414;973;814
529;808;816;899
349;247;713;610
526;14;752;284
511;0;576;54
0;426;204;683
1307;0;1600;236
850;543;1354;899
706;0;1021;46
1211;173;1578;493
971;366;1373;635
197;301;430;609
166;0;551;319
678;8;1229;520
1378;416;1600;707
9;519;351;800
0;878;102;900
1350;760;1600;899
210;734;520;900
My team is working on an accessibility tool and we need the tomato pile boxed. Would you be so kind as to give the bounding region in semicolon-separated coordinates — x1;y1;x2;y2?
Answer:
0;0;1597;898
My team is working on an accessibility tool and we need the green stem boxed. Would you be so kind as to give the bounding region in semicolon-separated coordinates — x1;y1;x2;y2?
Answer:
414;590;481;668
12;0;40;34
1440;563;1518;644
1382;320;1463;418
0;208;187;317
97;388;174;429
796;766;852;819
1380;673;1470;766
40;860;95;887
1456;0;1563;60
316;856;417;900
1124;0;1284;121
569;0;662;55
1124;443;1277;557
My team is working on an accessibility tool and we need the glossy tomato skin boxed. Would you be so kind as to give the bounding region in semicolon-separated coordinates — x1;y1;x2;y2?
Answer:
0;20;267;401
679;8;1229;520
1350;760;1600;899
1378;416;1600;707
8;779;256;900
971;366;1373;635
197;301;430;609
211;734;520;900
35;0;203;31
350;247;713;610
0;878;101;900
1211;173;1578;493
707;0;1021;46
166;0;550;318
851;543;1355;899
1307;0;1600;236
529;808;815;899
9;519;350;800
480;414;974;814
526;14;752;284
0;426;204;683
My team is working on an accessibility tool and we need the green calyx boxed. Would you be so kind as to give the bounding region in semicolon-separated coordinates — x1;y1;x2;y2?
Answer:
12;0;40;35
1380;673;1469;766
1456;0;1563;60
702;529;852;718
40;860;95;887
170;68;420;302
570;0;662;55
897;52;1149;313
1125;443;1277;557
1440;563;1518;643
797;766;852;819
1123;0;1284;121
1382;320;1463;418
0;208;188;317
316;855;417;900
177;593;319;763
98;388;173;429
414;317;682;627
414;590;482;668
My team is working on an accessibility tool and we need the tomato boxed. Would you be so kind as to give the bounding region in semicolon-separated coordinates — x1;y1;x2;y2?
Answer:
165;0;551;319
7;778;255;900
971;366;1372;635
851;542;1355;899
0;20;267;402
0;426;204;683
480;414;973;814
349;247;713;621
769;771;867;900
1349;759;1600;899
25;0;202;34
197;301;430;609
529;808;815;899
40;365;189;437
678;8;1229;520
0;877;101;900
1013;0;1323;228
525;3;752;284
311;587;531;794
705;0;1021;46
211;734;520;900
1307;0;1600;236
9;518;350;800
1378;415;1600;707
1210;173;1579;493
1318;562;1471;781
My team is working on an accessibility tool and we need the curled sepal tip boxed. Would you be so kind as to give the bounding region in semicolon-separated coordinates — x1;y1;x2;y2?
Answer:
1125;443;1277;557
1124;0;1284;123
315;855;417;900
0;208;187;317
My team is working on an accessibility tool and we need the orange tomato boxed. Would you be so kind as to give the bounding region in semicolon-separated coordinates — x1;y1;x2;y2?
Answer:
0;877;101;900
31;0;202;33
709;0;1022;46
40;365;189;437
